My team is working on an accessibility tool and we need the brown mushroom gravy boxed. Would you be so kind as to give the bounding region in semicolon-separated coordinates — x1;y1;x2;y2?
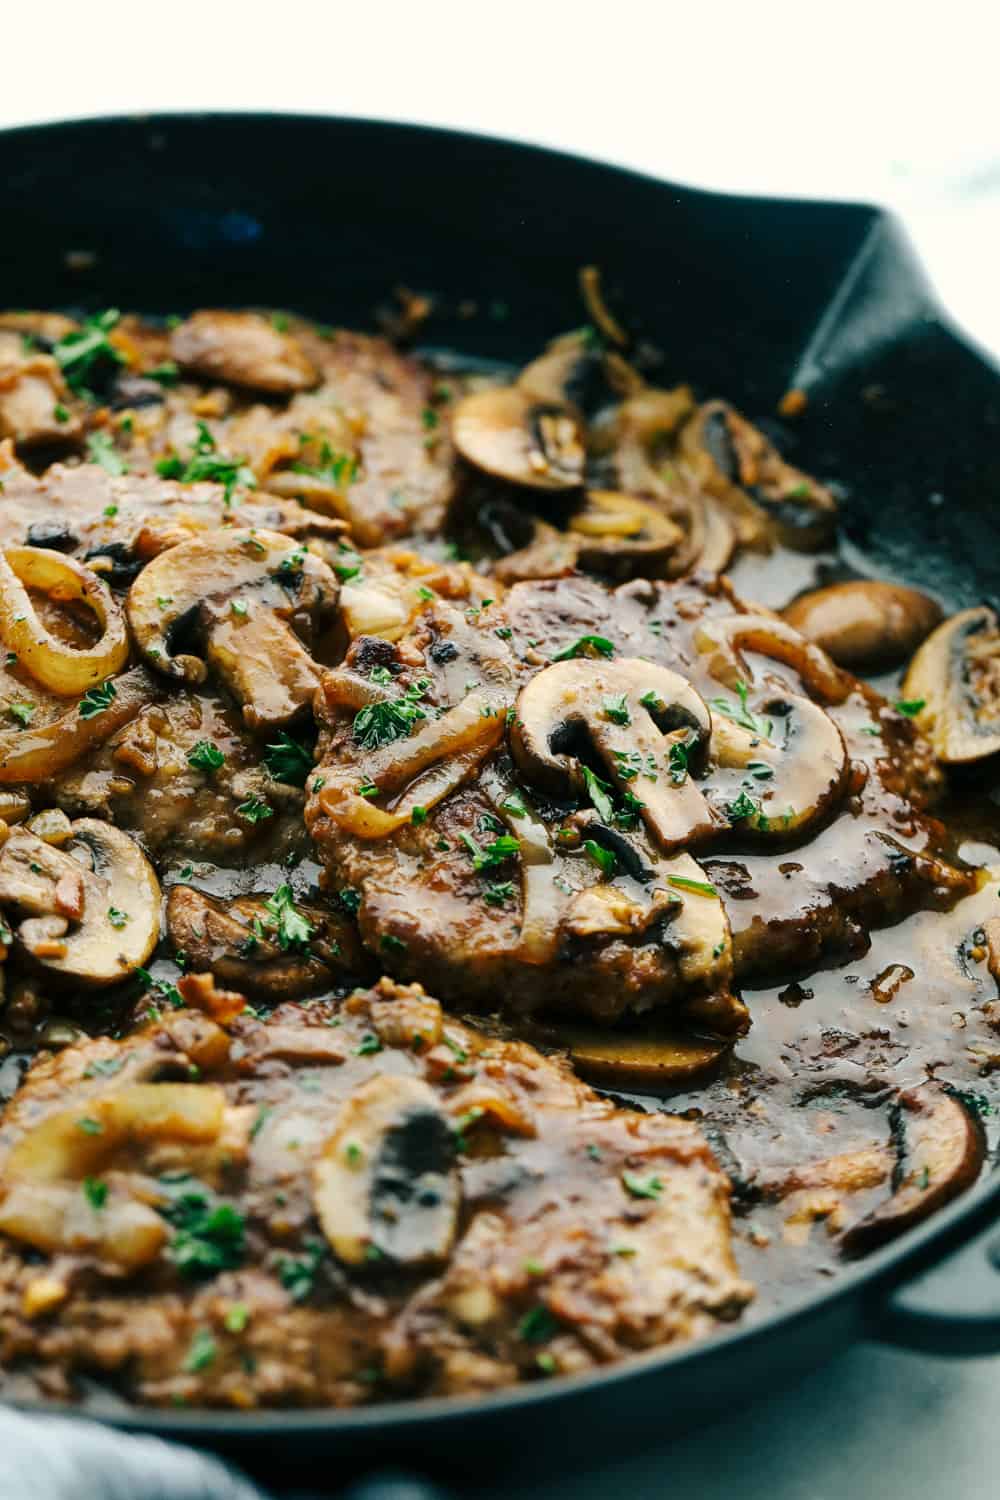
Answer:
0;296;998;1410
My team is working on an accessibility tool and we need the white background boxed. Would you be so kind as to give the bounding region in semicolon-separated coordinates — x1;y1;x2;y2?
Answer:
3;0;1000;359
4;4;1000;1497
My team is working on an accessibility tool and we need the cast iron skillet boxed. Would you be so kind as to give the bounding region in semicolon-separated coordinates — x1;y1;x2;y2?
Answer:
3;113;1000;1486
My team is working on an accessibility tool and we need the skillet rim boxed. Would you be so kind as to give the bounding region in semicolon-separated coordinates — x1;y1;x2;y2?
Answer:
0;108;998;1437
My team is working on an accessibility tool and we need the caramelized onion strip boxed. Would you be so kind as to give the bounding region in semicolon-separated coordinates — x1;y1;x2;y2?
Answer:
317;689;508;839
0;667;161;784
0;546;130;695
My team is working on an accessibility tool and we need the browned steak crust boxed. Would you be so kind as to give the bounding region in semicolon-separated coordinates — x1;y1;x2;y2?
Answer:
307;575;970;1023
0;980;750;1408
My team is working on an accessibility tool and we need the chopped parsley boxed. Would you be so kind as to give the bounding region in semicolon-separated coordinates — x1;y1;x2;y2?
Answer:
79;679;117;719
622;1172;664;1200
83;1177;108;1210
187;739;224;774
161;1182;246;1278
709;680;771;739
726;789;762;824
107;907;129;929
518;1305;559;1344
458;831;520;871
277;1239;326;1302
224;1302;250;1334
552;634;615;662
183;1328;218;1373
8;702;34;727
237;795;274;824
338;887;361;917
156;421;256;504
667;874;718;898
86;431;129;476
411;804;428;825
584;840;617;878
501;793;527;818
332;544;364;583
353;678;429;750
602;693;631;725
894;698;926;717
77;1117;103;1134
355;1033;383;1056
667;740;689;785
147;359;179;385
263;884;313;952
264;731;313;786
52;309;125;397
83;1056;124;1079
581;764;615;823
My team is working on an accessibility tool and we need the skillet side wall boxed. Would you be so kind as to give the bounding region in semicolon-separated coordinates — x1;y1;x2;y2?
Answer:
0;113;998;1465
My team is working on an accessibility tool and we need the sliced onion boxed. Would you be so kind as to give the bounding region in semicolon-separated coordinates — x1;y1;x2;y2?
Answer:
693;613;851;704
0;547;129;696
316;693;509;846
0;666;161;783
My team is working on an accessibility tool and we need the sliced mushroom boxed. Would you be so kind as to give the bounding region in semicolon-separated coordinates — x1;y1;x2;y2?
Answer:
0;818;160;985
783;581;942;673
313;1074;460;1268
451;386;585;490
533;1018;730;1088
127;528;340;730
708;692;849;839
680;400;837;551
840;1085;985;1255
568;490;684;576
517;330;626;417
901;606;1000;763
169;310;318;394
511;657;719;850
167;886;366;999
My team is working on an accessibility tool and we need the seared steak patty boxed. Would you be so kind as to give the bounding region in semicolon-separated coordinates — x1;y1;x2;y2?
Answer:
0;978;750;1408
307;575;970;1023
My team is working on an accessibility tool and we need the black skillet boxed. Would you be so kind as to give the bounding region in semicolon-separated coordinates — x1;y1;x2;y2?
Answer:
3;113;1000;1491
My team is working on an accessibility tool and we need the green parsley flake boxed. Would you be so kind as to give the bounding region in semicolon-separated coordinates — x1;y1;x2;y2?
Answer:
187;739;224;774
552;634;615;662
79;679;117;719
237;795;274;824
86;431;129;476
183;1328;218;1373
8;702;34;727
581;764;615;822
602;693;631;725
667;874;718;898
353;679;429;750
263;884;313;952
107;907;129;929
583;840;617;878
264;731;313;786
894;698;926;717
622;1172;663;1200
83;1177;108;1210
224;1302;250;1333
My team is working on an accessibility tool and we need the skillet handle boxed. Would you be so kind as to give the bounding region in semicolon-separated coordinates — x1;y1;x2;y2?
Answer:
875;1218;1000;1355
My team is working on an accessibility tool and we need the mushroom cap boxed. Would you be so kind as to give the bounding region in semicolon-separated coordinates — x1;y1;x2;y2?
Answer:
783;580;942;673
313;1074;460;1268
451;387;585;491
0;818;161;986
902;605;1000;763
